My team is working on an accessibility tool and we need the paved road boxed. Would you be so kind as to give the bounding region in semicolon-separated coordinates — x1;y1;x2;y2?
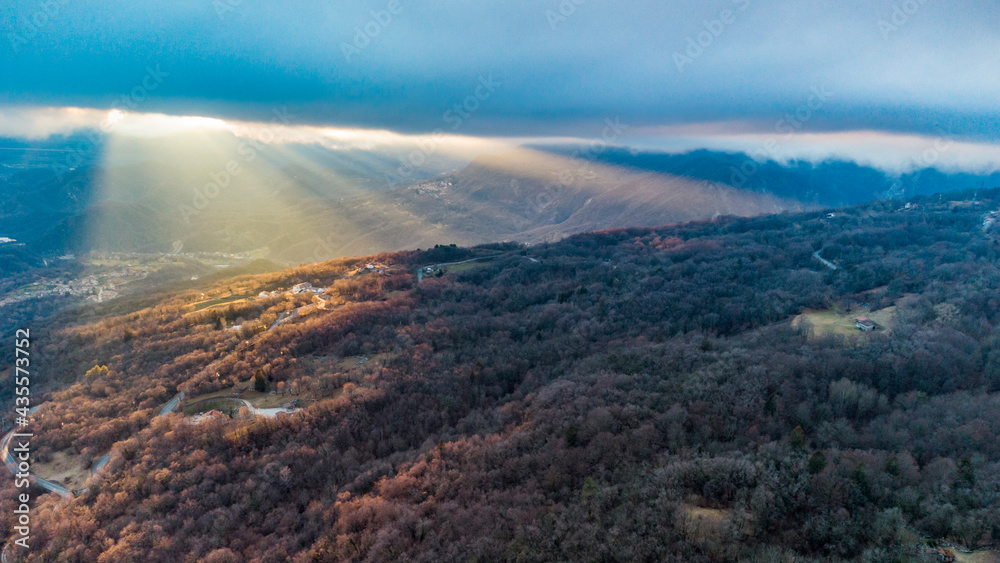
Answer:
1;392;187;499
268;310;291;331
812;249;839;271
157;392;185;417
230;398;300;418
269;307;311;331
91;452;112;476
0;430;72;498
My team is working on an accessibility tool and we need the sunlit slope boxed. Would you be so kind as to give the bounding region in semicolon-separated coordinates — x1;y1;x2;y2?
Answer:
393;148;810;244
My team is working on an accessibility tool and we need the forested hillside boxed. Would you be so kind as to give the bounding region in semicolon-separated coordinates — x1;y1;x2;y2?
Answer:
3;191;1000;561
545;146;1000;208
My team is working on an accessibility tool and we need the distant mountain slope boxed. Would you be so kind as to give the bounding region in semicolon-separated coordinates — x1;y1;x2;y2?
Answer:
3;142;998;266
392;148;809;244
0;145;811;264
536;146;1000;207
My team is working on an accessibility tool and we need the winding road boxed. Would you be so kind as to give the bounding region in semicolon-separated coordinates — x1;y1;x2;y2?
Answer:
1;392;186;499
812;249;839;271
157;391;185;417
1;431;72;498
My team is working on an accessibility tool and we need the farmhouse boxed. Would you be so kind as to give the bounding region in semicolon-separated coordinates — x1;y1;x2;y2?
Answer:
855;317;878;332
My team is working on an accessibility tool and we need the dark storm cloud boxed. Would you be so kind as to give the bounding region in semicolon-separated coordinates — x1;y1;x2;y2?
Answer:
1;0;998;139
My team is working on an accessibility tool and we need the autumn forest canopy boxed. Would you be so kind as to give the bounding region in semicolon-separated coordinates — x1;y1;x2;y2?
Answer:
0;189;998;561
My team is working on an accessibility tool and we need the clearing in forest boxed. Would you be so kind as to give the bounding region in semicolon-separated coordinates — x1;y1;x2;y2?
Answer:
190;294;253;312
792;305;897;340
942;548;1000;563
32;451;91;491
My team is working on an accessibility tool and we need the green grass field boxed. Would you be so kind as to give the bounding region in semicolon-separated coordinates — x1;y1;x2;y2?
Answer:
792;306;896;340
444;261;487;274
191;295;252;312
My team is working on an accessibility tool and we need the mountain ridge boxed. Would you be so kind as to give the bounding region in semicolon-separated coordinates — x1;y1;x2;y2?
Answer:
5;189;1000;561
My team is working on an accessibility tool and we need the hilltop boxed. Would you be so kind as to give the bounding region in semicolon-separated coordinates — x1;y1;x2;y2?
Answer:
2;192;1000;561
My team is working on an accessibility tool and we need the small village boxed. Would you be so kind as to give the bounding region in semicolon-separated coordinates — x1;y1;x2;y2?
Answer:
0;249;266;309
213;262;396;333
0;266;149;308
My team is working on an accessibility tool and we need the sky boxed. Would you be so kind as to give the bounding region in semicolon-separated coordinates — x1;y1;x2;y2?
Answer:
1;0;998;171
